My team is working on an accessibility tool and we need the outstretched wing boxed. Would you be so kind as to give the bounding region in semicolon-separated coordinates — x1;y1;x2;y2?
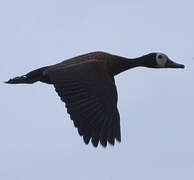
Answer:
48;61;121;147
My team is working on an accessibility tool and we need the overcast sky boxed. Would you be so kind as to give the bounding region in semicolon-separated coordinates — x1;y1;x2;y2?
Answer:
0;0;194;180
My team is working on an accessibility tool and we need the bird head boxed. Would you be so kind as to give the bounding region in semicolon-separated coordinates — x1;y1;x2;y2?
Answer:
143;53;185;69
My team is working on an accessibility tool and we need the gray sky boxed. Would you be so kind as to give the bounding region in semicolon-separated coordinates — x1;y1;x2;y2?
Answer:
0;0;194;179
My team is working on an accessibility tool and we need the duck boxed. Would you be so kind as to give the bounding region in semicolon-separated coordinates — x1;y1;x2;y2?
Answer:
5;51;185;147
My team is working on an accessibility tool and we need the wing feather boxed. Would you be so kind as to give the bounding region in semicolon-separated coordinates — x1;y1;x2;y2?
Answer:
49;61;121;147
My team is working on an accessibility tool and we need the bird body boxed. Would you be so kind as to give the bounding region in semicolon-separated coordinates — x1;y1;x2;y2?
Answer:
6;51;184;147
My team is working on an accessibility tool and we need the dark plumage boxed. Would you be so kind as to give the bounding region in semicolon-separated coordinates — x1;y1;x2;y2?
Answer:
5;51;184;147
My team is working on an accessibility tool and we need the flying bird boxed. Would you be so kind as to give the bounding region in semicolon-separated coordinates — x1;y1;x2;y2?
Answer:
5;52;184;147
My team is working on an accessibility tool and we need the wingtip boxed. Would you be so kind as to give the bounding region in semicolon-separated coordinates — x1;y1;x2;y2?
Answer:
92;138;99;147
116;138;121;143
83;136;91;145
83;136;121;148
100;140;107;148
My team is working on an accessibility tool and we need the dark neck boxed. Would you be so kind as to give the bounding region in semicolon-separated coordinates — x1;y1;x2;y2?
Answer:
111;55;146;76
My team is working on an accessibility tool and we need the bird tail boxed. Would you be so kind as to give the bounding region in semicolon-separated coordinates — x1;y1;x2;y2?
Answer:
5;67;47;84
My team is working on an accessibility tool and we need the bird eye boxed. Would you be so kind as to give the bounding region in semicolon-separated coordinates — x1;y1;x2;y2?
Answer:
158;55;163;59
156;53;168;67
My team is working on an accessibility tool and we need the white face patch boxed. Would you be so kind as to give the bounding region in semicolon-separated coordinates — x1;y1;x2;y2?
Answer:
156;53;168;68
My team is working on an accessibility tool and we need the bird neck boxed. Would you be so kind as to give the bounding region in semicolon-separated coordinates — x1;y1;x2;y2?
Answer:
111;55;146;76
